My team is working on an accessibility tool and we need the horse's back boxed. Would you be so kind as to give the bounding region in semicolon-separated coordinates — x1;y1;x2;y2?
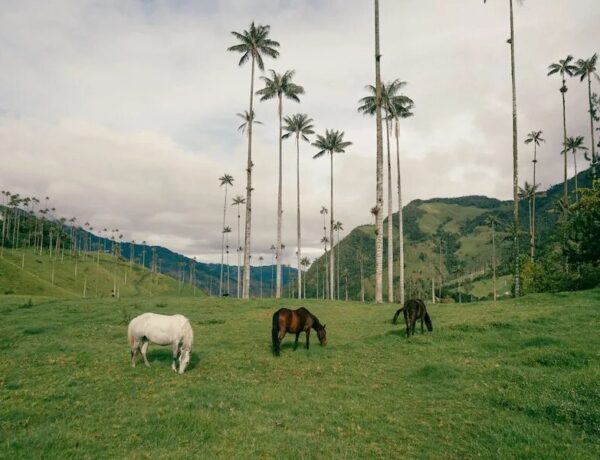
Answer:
129;312;190;345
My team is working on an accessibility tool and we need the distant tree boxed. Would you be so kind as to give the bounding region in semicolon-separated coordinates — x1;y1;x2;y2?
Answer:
257;69;304;299
319;206;328;298
548;55;578;205
524;130;545;260
223;225;232;295
519;182;538;258
575;53;599;180
282;113;314;299
564;136;588;201
218;174;234;296
232;195;246;298
228;22;280;298
300;256;310;299
313;130;352;301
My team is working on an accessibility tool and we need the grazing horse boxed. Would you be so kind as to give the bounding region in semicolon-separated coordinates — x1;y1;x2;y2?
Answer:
272;307;327;356
127;313;194;374
392;299;433;337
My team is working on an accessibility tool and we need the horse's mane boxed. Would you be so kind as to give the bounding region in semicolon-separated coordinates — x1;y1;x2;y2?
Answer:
311;313;324;330
181;317;194;350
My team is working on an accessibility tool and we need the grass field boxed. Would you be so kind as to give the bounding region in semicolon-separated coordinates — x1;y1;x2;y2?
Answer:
1;290;600;459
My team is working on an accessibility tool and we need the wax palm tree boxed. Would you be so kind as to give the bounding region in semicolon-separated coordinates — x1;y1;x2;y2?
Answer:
256;69;304;299
232;195;245;298
359;79;410;302
258;255;264;298
237;110;262;134
320;235;329;299
518;182;537;258
319;206;328;298
223;226;232;295
218;174;234;296
486;214;498;302
373;0;385;303
484;0;522;296
575;54;599;180
300;256;310;299
548;55;578;205
564;136;588;201
228;22;280;298
524;130;544;259
283;113;314;299
313;130;352;301
332;221;344;300
391;92;414;305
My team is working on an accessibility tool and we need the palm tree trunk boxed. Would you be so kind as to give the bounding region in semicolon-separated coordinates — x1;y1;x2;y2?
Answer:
237;204;241;298
532;144;537;261
561;83;568;204
242;55;256;299
374;0;384;304
296;133;302;299
529;197;533;258
336;228;340;300
509;0;520;297
385;113;394;303
276;94;283;299
329;152;335;301
588;74;597;182
573;152;579;202
492;222;497;302
219;184;228;297
395;118;405;305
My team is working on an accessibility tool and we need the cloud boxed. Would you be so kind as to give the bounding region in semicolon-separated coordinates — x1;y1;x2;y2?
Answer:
0;0;598;264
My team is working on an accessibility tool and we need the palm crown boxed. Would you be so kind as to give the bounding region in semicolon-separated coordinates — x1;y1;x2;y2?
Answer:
312;130;352;159
282;113;314;142
358;79;413;118
524;130;545;146
548;55;578;89
236;110;261;134
575;53;598;82
219;174;234;187
564;136;588;157
227;22;280;71
256;69;304;103
232;195;246;206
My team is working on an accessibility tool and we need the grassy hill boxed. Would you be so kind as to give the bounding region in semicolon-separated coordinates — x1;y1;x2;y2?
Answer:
0;248;203;298
1;290;599;458
304;168;593;302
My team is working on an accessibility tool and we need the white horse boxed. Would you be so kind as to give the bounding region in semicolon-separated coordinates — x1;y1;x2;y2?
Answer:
127;313;194;374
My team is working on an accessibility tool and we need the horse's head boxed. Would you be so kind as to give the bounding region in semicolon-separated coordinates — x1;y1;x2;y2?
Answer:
317;324;327;346
179;349;191;374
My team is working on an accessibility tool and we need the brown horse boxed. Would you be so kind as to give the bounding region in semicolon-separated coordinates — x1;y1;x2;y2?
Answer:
392;299;433;337
272;307;327;356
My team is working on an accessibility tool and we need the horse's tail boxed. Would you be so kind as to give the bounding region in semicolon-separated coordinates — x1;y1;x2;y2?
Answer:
127;321;135;348
392;308;404;325
424;311;433;332
272;311;280;356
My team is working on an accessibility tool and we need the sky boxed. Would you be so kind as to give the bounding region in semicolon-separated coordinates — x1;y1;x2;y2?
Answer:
0;0;598;265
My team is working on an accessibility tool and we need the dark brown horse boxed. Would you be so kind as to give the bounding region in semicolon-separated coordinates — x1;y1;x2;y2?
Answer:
392;299;433;337
272;307;327;356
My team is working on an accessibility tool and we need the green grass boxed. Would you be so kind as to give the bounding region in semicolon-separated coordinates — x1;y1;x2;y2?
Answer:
1;290;600;458
0;248;202;298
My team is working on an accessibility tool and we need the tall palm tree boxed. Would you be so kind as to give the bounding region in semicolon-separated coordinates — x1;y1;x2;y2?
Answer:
548;55;578;205
564;136;588;201
313;130;352;301
300;256;310;299
282;113;314;299
332;221;344;300
223;226;232;295
228;22;280;299
231;195;246;298
320;235;329;299
391;92;414;305
257;69;304;299
524;130;544;260
575;54;599;181
373;0;385;304
359;79;410;302
218;174;234;296
319;206;328;298
519;181;537;258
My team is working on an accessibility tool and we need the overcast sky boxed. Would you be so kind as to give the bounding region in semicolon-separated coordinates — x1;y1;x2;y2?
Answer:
1;0;598;264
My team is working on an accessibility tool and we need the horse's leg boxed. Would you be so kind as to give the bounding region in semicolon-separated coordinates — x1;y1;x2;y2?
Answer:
171;342;180;372
421;317;424;334
404;311;410;337
293;332;300;351
131;340;140;367
141;340;150;367
305;330;311;350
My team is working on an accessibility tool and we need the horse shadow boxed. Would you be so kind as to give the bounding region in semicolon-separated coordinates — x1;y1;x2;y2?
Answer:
146;349;202;371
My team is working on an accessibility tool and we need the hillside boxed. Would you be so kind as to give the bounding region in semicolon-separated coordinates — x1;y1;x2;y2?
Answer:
304;168;593;301
0;248;203;298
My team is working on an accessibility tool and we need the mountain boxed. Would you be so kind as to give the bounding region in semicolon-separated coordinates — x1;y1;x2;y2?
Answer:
304;167;593;302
